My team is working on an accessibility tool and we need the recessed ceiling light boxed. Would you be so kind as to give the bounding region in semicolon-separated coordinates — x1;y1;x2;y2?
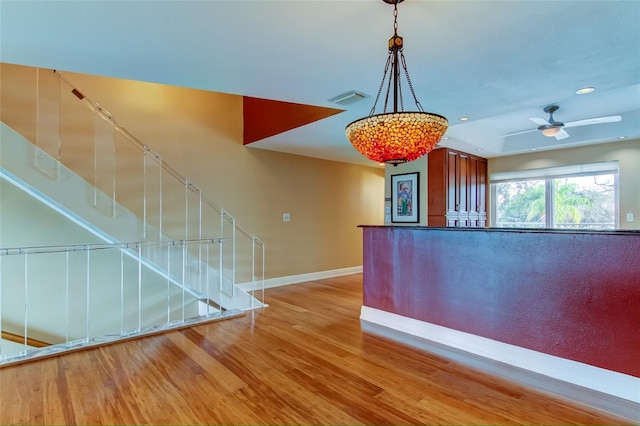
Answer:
459;116;470;121
576;87;595;95
618;136;627;139
531;148;538;151
442;137;449;140
475;148;483;151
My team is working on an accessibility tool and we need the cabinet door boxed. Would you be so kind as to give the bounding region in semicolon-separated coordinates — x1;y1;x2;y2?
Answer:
459;153;469;214
468;156;479;215
427;148;447;221
429;215;447;227
446;150;458;216
447;150;469;215
478;158;487;216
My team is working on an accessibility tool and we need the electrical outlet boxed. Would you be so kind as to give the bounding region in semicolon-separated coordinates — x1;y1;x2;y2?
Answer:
283;213;291;222
626;212;634;222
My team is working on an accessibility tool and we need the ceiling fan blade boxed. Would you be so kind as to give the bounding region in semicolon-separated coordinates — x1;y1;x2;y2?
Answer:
529;117;550;126
504;129;538;137
555;129;570;140
564;115;622;128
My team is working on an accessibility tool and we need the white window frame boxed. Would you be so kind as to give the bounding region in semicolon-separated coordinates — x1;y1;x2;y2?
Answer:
490;161;619;229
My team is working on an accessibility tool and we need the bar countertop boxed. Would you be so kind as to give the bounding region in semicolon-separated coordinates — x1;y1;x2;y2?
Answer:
359;225;640;236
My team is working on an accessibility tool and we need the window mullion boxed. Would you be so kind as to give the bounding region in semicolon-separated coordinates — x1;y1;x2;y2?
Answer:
546;179;554;228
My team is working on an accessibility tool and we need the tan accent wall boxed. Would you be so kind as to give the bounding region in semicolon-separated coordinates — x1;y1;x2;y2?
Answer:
1;64;385;279
488;139;640;229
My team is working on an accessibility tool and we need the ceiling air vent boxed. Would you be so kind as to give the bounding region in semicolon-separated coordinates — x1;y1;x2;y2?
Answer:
328;90;369;106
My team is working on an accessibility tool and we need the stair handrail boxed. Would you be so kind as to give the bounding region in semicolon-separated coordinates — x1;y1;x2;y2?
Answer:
0;238;225;256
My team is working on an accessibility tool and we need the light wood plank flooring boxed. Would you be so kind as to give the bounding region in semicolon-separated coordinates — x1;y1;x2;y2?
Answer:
0;274;631;424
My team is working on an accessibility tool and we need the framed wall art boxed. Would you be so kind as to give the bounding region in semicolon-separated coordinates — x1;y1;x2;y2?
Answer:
391;172;419;223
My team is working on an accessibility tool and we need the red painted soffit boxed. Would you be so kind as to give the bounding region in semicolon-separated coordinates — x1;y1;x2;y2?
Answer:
243;96;344;145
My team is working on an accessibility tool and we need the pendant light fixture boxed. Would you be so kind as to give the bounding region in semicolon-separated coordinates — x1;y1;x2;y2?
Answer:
345;0;448;166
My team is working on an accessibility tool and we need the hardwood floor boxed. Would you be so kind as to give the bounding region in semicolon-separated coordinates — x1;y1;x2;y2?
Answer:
0;274;631;424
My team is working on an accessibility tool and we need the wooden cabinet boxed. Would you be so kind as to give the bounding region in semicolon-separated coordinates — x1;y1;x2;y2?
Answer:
427;147;488;227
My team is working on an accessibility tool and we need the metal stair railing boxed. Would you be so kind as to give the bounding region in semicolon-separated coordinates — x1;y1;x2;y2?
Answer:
0;238;243;367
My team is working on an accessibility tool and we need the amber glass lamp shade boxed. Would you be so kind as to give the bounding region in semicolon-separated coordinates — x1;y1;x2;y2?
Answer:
346;112;448;165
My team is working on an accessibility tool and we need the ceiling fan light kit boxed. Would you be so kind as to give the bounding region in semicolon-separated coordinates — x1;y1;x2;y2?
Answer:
538;105;564;137
345;0;448;166
540;126;562;137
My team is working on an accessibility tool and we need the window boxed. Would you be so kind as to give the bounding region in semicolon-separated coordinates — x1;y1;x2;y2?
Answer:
491;162;618;230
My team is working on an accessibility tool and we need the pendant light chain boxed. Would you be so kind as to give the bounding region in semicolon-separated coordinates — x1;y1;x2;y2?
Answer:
369;1;398;116
401;52;424;112
395;0;423;113
369;55;392;116
383;64;394;113
393;2;399;35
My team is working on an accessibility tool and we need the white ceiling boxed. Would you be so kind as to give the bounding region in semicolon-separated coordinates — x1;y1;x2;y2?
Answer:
1;0;639;167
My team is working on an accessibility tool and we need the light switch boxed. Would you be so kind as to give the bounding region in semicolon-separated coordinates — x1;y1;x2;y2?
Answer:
627;212;634;222
283;213;291;222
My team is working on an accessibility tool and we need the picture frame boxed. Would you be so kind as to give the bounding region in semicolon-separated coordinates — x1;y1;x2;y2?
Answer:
391;172;419;223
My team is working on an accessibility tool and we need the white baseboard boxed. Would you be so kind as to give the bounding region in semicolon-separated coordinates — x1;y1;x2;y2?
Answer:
360;306;640;405
236;266;362;292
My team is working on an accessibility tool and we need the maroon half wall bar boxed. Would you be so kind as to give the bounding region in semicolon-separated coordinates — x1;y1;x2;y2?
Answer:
360;226;640;392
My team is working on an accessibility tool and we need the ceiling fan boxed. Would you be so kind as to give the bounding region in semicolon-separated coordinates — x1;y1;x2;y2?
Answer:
508;105;622;140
